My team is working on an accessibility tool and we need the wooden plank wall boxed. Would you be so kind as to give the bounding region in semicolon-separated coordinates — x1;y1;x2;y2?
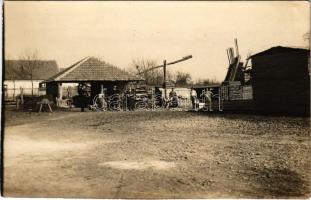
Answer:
252;51;310;115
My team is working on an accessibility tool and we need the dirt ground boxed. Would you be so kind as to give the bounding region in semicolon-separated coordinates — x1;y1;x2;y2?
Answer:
3;109;311;198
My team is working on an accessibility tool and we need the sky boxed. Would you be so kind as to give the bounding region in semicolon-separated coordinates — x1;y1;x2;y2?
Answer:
4;1;310;81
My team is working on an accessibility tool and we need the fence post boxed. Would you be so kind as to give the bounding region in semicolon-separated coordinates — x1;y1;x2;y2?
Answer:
13;80;16;100
20;87;24;104
152;90;154;110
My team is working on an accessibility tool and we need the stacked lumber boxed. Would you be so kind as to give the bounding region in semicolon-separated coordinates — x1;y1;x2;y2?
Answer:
227;81;243;100
242;86;253;100
221;81;244;100
224;39;245;83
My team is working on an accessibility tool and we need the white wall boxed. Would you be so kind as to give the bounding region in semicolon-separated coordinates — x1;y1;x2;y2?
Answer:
159;87;191;99
4;80;44;100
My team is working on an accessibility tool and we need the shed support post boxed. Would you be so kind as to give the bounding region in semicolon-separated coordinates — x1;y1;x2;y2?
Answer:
57;83;62;106
163;60;167;99
101;84;104;94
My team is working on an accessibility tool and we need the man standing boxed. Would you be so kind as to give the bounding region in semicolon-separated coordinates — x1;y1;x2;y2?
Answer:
205;88;213;111
155;87;164;108
190;87;197;110
126;87;135;111
112;85;117;95
78;83;90;112
66;86;73;109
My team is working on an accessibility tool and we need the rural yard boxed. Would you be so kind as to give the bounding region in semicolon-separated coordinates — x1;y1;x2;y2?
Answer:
3;109;311;198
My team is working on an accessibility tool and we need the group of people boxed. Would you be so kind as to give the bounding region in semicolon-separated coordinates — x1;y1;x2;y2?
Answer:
190;87;213;111
77;84;135;112
154;88;179;108
77;83;214;112
167;88;179;108
93;86;136;111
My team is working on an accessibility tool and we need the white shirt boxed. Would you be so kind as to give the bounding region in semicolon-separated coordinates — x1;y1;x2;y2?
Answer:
191;90;197;97
205;90;212;99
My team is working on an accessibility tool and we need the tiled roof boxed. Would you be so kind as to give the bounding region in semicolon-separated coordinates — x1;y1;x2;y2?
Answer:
44;57;143;82
4;60;59;80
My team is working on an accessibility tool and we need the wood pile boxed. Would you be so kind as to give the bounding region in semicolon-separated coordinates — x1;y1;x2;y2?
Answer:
224;39;245;83
228;81;243;100
242;86;253;100
221;81;252;101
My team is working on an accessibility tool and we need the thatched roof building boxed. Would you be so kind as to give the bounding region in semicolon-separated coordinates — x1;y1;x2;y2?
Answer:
5;60;59;80
3;60;59;100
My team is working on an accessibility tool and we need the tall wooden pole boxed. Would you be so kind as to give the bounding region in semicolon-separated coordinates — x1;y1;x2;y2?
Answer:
226;49;231;64
136;55;192;99
163;60;167;99
234;38;239;56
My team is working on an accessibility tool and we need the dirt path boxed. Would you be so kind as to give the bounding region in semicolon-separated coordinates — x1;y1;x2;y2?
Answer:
3;110;311;198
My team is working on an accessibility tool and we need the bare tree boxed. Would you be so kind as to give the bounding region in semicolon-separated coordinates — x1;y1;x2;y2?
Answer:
130;58;173;86
174;71;191;87
19;49;39;96
194;77;220;86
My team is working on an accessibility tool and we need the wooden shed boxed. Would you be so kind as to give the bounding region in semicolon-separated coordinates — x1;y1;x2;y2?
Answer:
250;46;310;115
42;57;144;100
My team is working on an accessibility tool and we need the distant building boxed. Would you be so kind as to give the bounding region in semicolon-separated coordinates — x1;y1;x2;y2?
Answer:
4;60;59;100
250;46;310;115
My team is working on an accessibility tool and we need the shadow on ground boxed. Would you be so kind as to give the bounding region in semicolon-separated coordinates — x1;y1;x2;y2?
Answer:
191;109;310;118
250;167;310;198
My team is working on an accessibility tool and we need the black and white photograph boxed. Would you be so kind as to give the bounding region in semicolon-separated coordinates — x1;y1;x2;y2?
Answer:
1;1;310;198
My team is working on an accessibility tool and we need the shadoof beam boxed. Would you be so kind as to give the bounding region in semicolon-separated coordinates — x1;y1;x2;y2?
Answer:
136;55;192;99
137;55;192;75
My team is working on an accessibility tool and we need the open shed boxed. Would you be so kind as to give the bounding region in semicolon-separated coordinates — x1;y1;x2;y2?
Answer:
42;57;144;100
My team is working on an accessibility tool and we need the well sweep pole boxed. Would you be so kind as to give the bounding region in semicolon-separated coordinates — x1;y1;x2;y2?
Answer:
163;60;167;99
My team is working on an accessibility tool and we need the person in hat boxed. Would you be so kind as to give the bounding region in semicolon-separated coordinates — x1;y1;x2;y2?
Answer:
78;83;90;112
125;87;135;111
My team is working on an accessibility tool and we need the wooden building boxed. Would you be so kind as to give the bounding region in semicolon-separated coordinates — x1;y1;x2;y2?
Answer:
4;60;59;100
42;57;143;100
250;46;310;115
